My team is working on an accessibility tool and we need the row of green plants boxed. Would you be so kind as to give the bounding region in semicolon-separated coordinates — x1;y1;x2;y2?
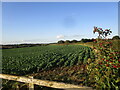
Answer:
86;27;120;89
2;45;94;75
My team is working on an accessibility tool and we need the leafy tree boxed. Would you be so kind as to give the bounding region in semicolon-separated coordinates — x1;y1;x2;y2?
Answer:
57;40;65;44
112;35;120;40
71;40;78;43
81;39;93;43
65;40;71;43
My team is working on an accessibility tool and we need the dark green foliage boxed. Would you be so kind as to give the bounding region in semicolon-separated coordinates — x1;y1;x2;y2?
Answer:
81;39;93;43
2;45;94;75
65;40;71;43
112;35;120;40
57;40;65;44
71;40;78;43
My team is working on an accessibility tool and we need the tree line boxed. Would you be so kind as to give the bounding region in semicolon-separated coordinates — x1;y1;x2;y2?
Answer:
57;39;93;44
57;35;120;44
1;35;120;49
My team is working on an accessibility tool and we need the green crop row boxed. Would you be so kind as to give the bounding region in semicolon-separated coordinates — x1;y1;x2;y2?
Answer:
2;45;94;75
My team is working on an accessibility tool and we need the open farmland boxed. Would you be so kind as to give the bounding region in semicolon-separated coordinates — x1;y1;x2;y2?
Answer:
2;45;94;75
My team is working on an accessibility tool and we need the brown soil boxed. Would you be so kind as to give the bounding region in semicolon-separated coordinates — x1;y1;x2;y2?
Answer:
28;65;87;86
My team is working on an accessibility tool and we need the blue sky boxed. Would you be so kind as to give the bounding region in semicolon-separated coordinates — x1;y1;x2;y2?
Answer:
2;2;118;44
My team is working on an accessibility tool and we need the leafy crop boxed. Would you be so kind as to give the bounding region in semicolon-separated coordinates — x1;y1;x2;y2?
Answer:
2;45;94;75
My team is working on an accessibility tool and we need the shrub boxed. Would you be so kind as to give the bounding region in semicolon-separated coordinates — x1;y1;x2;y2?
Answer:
86;27;120;89
112;36;120;40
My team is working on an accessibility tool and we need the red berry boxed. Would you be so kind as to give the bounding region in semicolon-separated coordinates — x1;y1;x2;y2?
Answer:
110;57;113;59
99;62;102;64
109;42;112;44
106;60;109;62
102;58;104;60
93;39;97;42
113;66;117;68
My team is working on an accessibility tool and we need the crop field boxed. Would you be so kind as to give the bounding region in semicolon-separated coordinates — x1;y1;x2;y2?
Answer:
2;45;94;75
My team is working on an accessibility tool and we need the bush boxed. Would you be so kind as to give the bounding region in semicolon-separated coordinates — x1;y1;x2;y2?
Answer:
112;36;120;40
86;27;120;89
58;40;65;44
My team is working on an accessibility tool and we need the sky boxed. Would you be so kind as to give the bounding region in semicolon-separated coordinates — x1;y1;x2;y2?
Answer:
2;2;118;44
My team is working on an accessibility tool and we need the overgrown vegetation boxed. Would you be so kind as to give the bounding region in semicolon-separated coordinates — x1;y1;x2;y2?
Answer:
86;27;120;89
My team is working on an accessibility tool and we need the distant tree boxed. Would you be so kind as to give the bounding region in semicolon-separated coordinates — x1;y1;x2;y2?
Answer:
112;35;120;40
88;39;93;42
65;40;71;43
58;40;65;44
81;38;93;43
71;40;78;43
81;39;87;43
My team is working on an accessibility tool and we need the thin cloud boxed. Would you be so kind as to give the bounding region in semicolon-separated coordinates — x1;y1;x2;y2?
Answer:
2;38;56;45
72;35;84;37
56;35;65;39
56;34;84;39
